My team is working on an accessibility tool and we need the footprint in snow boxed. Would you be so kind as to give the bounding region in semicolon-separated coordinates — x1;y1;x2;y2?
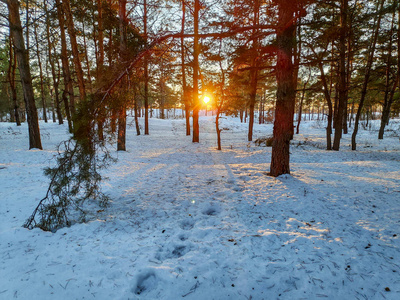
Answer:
179;219;195;230
155;244;192;261
202;205;221;216
178;233;188;241
133;270;157;295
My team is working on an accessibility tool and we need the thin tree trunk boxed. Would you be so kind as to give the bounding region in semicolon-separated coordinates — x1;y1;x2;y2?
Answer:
319;64;333;150
216;40;226;150
270;0;296;176
57;58;73;130
379;6;399;139
351;0;384;150
144;0;150;135
343;14;353;135
54;0;74;125
292;15;302;139
181;0;190;136
296;74;309;135
7;36;21;126
63;0;86;102
248;1;260;142
134;97;141;136
96;0;104;140
82;21;92;93
24;0;29;60
33;12;47;122
259;91;263;124
192;0;200;142
48;1;65;126
332;0;348;150
45;61;56;123
7;0;42;149
117;0;127;151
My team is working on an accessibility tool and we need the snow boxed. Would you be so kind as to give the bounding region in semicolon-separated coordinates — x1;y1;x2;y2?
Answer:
0;116;399;300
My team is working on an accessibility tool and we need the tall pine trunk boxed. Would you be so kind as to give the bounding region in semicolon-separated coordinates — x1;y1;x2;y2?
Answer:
248;1;260;142
7;0;42;149
333;0;348;151
319;63;333;150
117;0;127;151
54;0;73;128
96;0;105;140
379;6;399;139
144;0;150;135
7;36;21;126
181;0;190;136
192;0;200;142
33;14;47;123
351;0;384;150
63;0;86;103
270;0;296;176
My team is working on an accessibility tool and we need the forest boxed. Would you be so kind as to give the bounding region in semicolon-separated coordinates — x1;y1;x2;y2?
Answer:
0;0;400;299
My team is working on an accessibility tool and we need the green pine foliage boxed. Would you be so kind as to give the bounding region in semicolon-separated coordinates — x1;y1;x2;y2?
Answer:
24;96;116;232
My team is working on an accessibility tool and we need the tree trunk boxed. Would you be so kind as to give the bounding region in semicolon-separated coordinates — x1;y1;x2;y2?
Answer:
117;108;126;151
296;74;309;135
144;0;150;135
7;0;42;149
181;0;190;136
259;91;264;124
342;18;353;135
96;0;104;140
270;0;296;177
45;62;56;123
7;36;21;126
319;63;333;150
379;7;399;140
192;0;200;142
351;0;384;150
332;0;348;150
248;1;260;142
33;14;47;123
135;97;141;136
117;0;127;151
81;21;92;93
54;0;73;128
63;0;86;102
216;110;222;150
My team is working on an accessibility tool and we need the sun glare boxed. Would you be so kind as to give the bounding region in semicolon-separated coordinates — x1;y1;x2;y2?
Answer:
203;96;211;104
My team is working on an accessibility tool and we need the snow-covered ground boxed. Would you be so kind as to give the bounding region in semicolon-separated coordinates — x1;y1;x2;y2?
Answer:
0;116;399;300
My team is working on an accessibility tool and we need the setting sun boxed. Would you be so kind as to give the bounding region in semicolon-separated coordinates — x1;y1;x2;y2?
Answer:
203;96;211;104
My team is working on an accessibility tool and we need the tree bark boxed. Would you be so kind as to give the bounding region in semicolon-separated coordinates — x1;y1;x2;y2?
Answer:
379;7;398;139
144;0;150;135
33;11;47;123
96;0;105;140
7;0;42;149
319;63;333;150
181;0;190;136
81;21;93;93
192;0;200;143
270;0;296;177
332;0;348;150
7;36;21;126
351;0;384;150
296;74;309;135
248;1;260;142
54;0;73;127
134;96;141;136
63;0;86;102
117;0;127;151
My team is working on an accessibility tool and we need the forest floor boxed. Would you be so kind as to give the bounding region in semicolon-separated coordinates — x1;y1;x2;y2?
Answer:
0;116;399;300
